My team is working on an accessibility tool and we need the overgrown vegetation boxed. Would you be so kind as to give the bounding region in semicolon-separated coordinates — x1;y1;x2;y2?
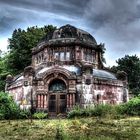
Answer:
0;92;50;121
119;95;140;116
0;91;140;121
68;96;140;119
33;112;48;119
0;92;20;120
0;117;140;140
0;92;30;120
0;92;140;139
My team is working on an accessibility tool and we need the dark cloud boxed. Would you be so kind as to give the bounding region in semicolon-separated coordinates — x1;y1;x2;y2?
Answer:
0;0;140;65
0;0;87;17
0;0;87;36
83;0;140;65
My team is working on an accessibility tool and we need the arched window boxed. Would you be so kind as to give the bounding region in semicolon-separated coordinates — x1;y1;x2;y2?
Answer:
49;79;66;92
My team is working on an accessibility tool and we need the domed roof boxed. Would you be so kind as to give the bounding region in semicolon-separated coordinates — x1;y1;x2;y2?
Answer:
53;24;96;43
93;69;117;80
43;24;97;45
33;24;99;54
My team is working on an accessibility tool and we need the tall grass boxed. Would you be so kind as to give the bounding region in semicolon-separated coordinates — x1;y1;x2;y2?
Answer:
68;96;140;119
67;104;121;119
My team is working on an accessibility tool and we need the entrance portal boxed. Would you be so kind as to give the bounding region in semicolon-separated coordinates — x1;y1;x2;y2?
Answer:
48;79;67;115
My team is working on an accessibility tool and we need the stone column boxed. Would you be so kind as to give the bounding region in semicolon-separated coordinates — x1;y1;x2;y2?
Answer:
67;94;69;108
41;95;44;108
38;95;40;108
46;94;48;109
70;94;72;108
73;94;75;107
44;95;47;108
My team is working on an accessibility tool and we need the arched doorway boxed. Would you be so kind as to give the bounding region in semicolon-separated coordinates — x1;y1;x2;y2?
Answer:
48;79;67;115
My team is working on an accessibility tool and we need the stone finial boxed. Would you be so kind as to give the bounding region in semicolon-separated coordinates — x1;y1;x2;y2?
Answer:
24;66;35;77
6;74;13;83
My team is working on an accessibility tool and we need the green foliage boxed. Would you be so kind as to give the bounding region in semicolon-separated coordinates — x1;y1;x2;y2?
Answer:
92;104;111;116
0;117;139;140
7;25;56;75
55;127;64;140
0;55;10;91
67;105;90;118
67;104;119;119
33;112;48;119
19;109;30;119
0;91;31;120
120;96;140;116
0;92;20;120
68;96;140;119
0;113;4;120
111;55;140;96
0;25;56;91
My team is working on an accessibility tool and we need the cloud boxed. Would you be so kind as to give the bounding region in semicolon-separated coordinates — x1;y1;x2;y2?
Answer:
83;0;140;65
0;38;9;52
0;0;85;36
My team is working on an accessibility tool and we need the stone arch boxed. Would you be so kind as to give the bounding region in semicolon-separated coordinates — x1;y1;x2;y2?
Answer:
43;70;70;115
44;74;68;93
43;68;76;91
39;68;77;115
43;67;76;80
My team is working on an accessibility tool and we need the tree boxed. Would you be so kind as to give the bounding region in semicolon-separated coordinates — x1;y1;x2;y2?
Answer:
111;55;140;96
0;25;56;91
0;50;2;57
7;25;56;75
0;55;10;91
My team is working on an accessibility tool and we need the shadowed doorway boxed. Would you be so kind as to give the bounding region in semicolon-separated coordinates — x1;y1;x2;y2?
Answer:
48;79;67;115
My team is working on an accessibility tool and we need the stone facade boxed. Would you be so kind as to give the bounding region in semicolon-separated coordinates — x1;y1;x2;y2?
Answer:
6;24;129;116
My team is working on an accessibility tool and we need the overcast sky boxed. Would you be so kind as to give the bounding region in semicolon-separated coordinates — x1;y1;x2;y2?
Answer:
0;0;140;66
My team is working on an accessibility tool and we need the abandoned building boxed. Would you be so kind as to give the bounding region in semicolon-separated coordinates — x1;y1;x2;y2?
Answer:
5;24;129;116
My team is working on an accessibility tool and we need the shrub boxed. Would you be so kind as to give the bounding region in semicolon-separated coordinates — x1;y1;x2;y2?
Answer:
33;112;48;119
68;96;140;118
67;105;92;118
68;104;123;119
92;104;111;117
0;92;20;120
122;96;140;115
19;109;31;119
0;113;4;120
